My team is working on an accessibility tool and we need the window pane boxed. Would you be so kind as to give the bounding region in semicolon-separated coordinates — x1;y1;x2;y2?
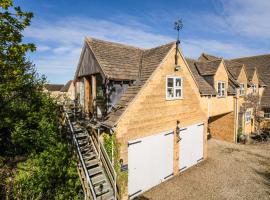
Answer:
175;89;181;98
175;78;181;87
167;88;174;98
167;78;174;87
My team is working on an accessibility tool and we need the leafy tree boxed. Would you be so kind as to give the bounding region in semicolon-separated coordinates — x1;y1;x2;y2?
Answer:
0;1;83;199
0;0;40;155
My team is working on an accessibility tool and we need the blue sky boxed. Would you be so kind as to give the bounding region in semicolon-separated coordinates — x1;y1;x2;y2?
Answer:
17;0;270;84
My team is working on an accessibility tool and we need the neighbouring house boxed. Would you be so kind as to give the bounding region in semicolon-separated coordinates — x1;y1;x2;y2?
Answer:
188;53;267;142
231;55;270;128
44;80;75;101
74;37;208;199
186;57;238;142
60;80;76;100
44;83;64;98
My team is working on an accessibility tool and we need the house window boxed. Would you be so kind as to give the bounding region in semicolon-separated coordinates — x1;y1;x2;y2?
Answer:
264;109;270;119
240;83;245;96
217;81;225;97
252;85;257;95
245;111;251;123
166;76;183;100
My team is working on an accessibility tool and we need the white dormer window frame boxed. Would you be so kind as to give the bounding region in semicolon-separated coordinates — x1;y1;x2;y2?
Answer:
166;76;183;100
240;83;245;96
217;81;225;97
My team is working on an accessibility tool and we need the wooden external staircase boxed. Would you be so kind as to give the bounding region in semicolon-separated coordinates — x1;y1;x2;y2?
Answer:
64;103;117;200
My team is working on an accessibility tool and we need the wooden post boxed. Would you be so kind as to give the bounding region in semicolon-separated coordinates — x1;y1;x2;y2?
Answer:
92;75;97;118
84;77;90;114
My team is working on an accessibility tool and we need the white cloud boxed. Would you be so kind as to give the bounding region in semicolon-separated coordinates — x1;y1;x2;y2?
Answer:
25;14;268;83
220;0;270;39
182;39;266;59
37;45;51;52
24;17;174;83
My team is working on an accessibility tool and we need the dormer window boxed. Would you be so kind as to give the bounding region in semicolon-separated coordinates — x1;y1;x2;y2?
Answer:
240;83;245;96
166;76;183;100
245;111;251;123
217;81;225;97
252;85;257;95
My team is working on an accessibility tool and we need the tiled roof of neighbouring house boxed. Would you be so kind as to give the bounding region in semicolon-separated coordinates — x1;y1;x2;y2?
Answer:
195;59;222;76
185;58;216;95
60;80;73;92
231;54;270;108
45;84;64;91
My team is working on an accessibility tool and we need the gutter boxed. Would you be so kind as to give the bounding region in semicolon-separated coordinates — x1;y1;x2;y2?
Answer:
235;95;239;143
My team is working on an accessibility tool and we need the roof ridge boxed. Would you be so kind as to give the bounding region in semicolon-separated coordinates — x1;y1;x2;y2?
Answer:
143;41;175;52
86;37;144;50
196;58;222;64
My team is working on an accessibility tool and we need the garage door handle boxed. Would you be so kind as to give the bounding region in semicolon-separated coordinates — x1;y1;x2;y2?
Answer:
179;166;187;172
164;132;173;136
128;140;142;146
129;190;142;198
164;173;173;180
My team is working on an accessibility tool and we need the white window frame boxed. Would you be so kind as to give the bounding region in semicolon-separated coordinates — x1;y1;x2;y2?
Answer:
240;83;245;96
252;85;257;95
245;111;251;124
166;76;183;100
217;81;225;97
264;109;270;119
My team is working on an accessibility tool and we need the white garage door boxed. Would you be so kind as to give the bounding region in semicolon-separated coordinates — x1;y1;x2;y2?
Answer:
128;130;174;198
179;122;204;172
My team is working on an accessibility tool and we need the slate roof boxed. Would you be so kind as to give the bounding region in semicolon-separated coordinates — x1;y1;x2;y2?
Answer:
102;42;175;127
85;38;142;80
60;80;73;92
224;60;243;80
198;53;241;87
45;84;64;91
198;53;221;62
231;54;270;108
185;58;216;95
195;59;222;76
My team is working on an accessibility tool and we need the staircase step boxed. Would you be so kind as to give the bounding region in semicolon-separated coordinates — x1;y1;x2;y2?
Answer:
80;145;91;152
76;133;88;139
88;166;103;177
91;174;106;186
94;183;110;197
97;190;114;200
85;159;99;169
83;153;96;161
78;139;88;146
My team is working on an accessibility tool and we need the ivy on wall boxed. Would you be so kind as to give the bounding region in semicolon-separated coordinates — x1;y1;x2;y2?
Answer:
102;132;128;198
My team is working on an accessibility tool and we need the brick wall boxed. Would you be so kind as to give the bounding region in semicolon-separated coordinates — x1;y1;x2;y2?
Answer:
209;111;236;143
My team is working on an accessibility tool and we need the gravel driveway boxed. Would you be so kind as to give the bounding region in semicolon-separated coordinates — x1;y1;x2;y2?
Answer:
136;139;270;200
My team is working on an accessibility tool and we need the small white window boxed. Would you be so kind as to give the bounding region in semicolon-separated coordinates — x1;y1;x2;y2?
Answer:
245;111;251;123
264;109;270;119
217;81;225;97
166;76;183;100
240;83;245;96
252;85;257;95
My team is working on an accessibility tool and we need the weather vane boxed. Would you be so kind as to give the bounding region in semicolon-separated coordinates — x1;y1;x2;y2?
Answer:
174;19;183;66
174;19;183;45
